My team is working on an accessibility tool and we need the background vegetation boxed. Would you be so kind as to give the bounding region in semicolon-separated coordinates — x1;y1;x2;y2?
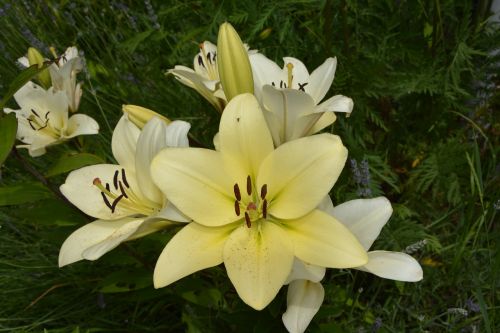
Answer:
0;0;498;332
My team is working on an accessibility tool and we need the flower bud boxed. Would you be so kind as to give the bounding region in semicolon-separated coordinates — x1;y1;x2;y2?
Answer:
122;105;171;129
27;47;51;88
217;22;254;102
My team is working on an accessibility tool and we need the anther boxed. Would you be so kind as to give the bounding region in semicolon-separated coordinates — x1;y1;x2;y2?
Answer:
260;184;267;199
234;184;241;201
263;199;268;218
234;201;241;216
101;192;112;210
119;182;128;198
121;169;130;188
31;109;40;118
111;194;124;213
113;170;119;189
245;212;251;228
298;82;308;92
246;176;252;195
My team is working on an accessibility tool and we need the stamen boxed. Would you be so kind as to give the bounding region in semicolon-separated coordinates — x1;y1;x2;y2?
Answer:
298;82;308;92
111;194;125;213
121;169;130;188
286;63;294;88
105;183;110;192
113;170;119;190
234;200;241;216
101;192;112;210
234;184;241;201
260;184;267;199
45;111;50;120
31;109;40;118
246;176;252;195
197;55;204;67
28;119;36;130
245;212;251;228
119;181;128;198
263;199;268;218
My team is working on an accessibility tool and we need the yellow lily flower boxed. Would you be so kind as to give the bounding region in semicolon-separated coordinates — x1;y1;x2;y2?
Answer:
150;94;367;310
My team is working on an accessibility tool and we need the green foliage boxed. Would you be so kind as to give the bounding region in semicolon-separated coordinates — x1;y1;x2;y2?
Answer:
0;113;17;165
0;0;498;332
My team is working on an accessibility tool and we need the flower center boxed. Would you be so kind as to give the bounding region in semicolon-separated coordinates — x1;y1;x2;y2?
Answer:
270;62;309;91
27;108;59;138
233;175;268;228
197;43;218;81
93;168;159;216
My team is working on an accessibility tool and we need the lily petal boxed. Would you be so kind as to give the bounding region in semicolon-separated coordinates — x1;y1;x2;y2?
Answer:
282;57;310;90
259;134;347;220
135;117;169;204
249;53;284;101
306;112;336;136
151;148;237;227
219;94;274;182
65;114;100;138
59;217;145;266
308;57;337;104
154;222;235;288
282;280;324;333
111;115;140;172
358;251;423;282
285;209;368;268
285;258;326;284
316;95;354;114
224;222;294;310
60;164;141;220
330;197;392;250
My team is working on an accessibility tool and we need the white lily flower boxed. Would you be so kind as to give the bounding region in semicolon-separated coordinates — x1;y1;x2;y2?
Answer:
3;82;99;157
19;46;83;112
282;196;423;333
249;54;353;146
167;41;226;112
58;115;191;266
150;94;367;310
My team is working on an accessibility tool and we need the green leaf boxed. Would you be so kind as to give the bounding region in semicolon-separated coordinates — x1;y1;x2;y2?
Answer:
0;63;51;110
121;30;154;54
45;153;105;177
0;113;17;165
16;199;86;226
0;182;53;206
98;269;153;293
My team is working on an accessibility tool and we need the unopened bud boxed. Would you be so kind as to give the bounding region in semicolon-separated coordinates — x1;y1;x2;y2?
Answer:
122;104;170;129
217;22;254;102
27;47;51;88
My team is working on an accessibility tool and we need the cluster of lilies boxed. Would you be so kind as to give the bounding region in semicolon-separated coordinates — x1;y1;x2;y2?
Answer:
4;23;422;333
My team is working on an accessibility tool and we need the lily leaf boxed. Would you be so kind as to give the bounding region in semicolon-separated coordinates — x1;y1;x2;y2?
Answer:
0;113;17;166
45;153;105;177
0;182;53;206
0;62;51;110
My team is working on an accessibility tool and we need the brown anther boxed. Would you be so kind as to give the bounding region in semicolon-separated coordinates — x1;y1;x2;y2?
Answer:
113;170;119;189
121;169;130;188
263;199;268;218
93;178;102;186
234;200;241;216
260;184;267;199
234;184;241;201
246;175;252;195
245;212;251;228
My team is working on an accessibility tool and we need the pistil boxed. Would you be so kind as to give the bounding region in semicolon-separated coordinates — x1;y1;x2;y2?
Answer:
286;63;294;88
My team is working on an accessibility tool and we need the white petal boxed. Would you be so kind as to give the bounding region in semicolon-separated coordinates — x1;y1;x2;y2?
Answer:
249;53;284;101
308;57;337;104
135;117;169;204
316;195;335;214
59;217;145;266
156;201;191;223
224;222;294;310
60;164;143;220
111;115;140;171
285;258;326;284
316;95;354;114
154;222;235;288
282;280;324;333
17;56;29;68
165;120;191;147
357;251;423;282
330;197;392;250
65;114;99;138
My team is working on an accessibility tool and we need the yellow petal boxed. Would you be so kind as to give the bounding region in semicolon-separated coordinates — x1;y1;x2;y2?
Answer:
151;148;238;227
223;222;294;310
154;222;236;288
219;94;274;183
284;210;368;268
258;134;347;220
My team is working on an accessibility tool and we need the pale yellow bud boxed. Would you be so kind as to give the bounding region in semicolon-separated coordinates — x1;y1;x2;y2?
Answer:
217;22;254;102
27;47;51;88
122;104;171;129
